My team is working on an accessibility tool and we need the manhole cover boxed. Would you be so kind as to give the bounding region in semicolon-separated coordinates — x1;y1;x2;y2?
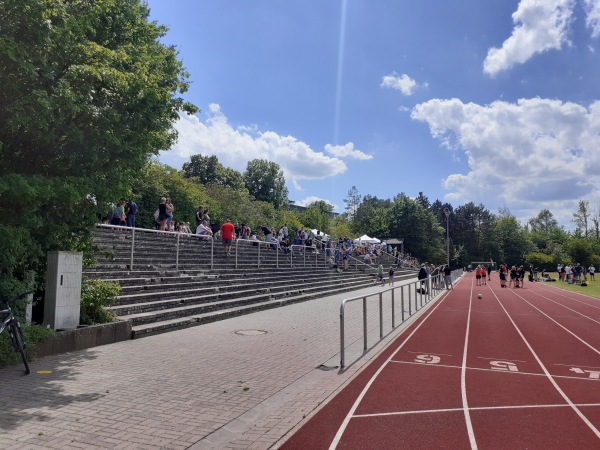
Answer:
235;329;269;336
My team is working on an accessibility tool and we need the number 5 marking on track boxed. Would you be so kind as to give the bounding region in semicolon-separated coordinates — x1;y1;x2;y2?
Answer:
490;361;518;372
415;355;441;364
570;367;600;379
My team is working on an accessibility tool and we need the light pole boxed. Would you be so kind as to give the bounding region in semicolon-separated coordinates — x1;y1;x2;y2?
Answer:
443;208;450;267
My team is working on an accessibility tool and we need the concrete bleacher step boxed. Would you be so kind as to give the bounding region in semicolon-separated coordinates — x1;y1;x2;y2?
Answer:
89;225;418;338
129;281;378;338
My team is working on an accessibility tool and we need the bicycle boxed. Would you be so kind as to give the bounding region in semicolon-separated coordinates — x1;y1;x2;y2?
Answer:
0;291;32;375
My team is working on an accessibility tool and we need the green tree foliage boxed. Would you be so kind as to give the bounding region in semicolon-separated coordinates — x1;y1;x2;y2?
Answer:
204;183;278;228
452;203;495;261
132;161;211;229
524;252;554;270
182;154;244;189
300;201;333;233
387;194;445;262
493;214;534;265
243;159;288;209
353;195;391;237
0;0;196;293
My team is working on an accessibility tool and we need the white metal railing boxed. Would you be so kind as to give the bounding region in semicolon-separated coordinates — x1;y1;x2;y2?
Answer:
339;269;464;368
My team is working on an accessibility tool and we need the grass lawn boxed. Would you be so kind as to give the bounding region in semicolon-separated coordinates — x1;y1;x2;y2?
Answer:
536;272;600;300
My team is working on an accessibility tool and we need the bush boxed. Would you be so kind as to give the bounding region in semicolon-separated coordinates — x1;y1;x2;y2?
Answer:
0;323;54;368
80;278;120;325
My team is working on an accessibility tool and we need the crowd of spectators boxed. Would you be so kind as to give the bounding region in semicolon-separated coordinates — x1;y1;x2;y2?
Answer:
102;200;420;268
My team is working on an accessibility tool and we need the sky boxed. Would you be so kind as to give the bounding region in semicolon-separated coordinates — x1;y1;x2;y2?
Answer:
147;0;600;229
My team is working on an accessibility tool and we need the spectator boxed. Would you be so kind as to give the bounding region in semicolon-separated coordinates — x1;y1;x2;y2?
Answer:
165;198;174;230
158;197;168;231
195;206;204;228
388;266;395;286
589;264;596;281
125;199;137;228
221;219;235;256
196;220;212;238
443;265;453;290
112;201;125;226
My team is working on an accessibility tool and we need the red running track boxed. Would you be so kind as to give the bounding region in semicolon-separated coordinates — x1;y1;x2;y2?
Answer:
280;273;600;449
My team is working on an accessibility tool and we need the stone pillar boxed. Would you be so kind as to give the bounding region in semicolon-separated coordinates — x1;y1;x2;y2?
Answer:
44;251;83;330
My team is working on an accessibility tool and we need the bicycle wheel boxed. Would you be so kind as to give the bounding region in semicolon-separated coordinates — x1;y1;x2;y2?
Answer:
9;323;30;375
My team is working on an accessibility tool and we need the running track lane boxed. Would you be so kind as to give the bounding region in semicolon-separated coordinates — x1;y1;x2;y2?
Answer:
280;273;600;449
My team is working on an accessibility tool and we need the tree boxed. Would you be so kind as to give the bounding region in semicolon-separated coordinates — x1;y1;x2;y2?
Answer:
0;0;197;294
573;200;590;238
344;186;361;221
415;192;430;209
182;154;244;189
243;159;288;209
528;209;558;234
300;201;333;234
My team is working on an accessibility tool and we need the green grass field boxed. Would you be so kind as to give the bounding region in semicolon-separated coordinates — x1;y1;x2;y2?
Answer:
534;272;600;300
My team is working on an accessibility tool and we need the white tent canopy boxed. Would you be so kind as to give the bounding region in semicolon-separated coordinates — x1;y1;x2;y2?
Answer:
311;229;330;240
354;234;380;244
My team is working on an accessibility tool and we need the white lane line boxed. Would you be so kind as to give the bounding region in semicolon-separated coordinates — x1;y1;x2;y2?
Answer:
461;278;478;450
390;360;600;382
494;290;600;440
353;402;600;419
327;277;465;450
476;356;528;362
511;290;600;358
535;283;600;310
528;290;600;326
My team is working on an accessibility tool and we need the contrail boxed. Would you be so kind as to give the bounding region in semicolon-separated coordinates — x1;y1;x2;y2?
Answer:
333;0;348;146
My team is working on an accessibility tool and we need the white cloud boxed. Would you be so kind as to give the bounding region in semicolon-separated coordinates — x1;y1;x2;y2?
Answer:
583;0;600;37
324;142;373;160
483;0;575;76
380;73;422;96
293;196;338;210
411;97;600;224
163;104;348;190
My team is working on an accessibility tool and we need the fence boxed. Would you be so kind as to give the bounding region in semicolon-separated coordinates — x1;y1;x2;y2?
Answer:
339;269;464;368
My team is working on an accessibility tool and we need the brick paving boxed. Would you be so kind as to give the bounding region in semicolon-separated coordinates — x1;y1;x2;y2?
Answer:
0;279;431;449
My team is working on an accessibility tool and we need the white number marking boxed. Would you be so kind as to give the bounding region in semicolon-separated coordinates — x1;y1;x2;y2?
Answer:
490;361;519;372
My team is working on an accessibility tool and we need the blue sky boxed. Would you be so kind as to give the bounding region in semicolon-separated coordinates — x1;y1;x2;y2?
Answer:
148;0;600;229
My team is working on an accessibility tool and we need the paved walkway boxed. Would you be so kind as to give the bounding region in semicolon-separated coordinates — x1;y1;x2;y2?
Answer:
0;278;433;449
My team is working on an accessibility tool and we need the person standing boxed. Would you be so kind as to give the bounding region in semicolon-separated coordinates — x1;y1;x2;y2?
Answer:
195;206;204;228
377;264;384;285
487;263;493;281
158;197;168;231
388;266;395;286
443;265;453;290
221;219;235;256
165;198;174;230
125;199;137;228
589;264;596;281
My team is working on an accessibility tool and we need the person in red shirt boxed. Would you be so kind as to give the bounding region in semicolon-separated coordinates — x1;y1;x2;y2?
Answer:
221;219;235;256
475;265;482;286
481;266;487;285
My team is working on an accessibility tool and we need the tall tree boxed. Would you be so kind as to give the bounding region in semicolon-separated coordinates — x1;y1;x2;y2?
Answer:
344;186;361;221
182;154;244;189
415;192;430;209
528;209;558;233
573;200;590;238
243;159;288;209
0;0;196;293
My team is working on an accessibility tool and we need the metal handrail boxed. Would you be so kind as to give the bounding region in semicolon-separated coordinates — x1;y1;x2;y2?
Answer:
339;269;464;368
96;224;214;270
